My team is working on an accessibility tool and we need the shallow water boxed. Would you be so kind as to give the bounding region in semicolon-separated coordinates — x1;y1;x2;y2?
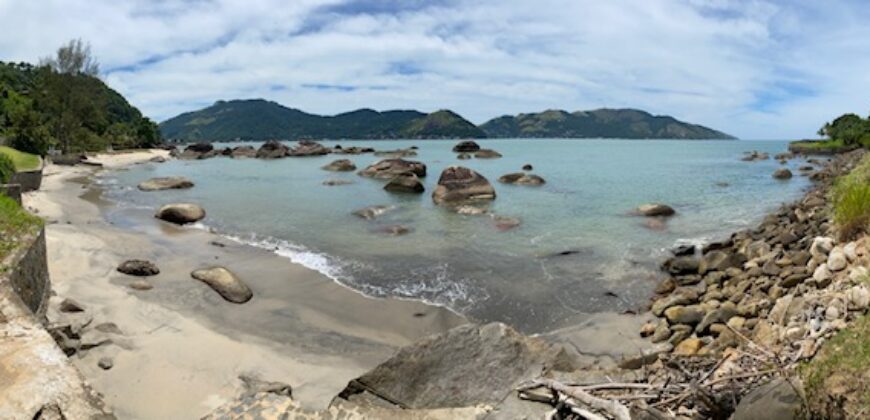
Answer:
103;139;810;333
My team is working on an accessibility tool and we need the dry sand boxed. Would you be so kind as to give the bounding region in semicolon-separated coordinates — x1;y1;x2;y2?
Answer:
25;150;466;419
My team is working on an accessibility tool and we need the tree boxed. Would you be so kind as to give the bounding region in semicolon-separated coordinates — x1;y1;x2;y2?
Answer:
40;39;100;76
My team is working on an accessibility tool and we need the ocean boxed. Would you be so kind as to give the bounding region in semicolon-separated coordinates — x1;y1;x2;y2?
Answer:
101;139;810;333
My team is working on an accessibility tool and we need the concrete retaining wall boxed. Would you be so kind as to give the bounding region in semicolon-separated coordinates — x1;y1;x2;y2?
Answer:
10;160;43;192
0;184;22;205
6;228;50;318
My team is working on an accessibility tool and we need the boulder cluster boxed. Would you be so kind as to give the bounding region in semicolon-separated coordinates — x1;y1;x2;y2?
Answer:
172;140;339;160
644;149;869;359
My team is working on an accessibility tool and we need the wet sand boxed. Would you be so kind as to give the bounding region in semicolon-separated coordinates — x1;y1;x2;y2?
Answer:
25;151;466;419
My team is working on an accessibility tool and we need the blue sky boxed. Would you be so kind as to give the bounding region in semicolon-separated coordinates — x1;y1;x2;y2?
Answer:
1;0;868;139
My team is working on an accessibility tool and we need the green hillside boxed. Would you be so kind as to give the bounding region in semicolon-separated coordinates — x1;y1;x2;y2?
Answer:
480;108;734;139
159;99;485;141
0;46;160;155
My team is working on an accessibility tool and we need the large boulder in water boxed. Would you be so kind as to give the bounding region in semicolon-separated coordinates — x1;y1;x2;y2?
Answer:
772;168;793;179
336;322;576;409
179;143;216;160
452;140;481;153
155;203;206;224
230;145;257;158
358;159;427;179
384;173;425;193
636;203;676;217
321;159;356;172
432;166;496;205
256;140;289;159
288;140;331;156
498;172;546;186
191;266;253;303
137;176;194;191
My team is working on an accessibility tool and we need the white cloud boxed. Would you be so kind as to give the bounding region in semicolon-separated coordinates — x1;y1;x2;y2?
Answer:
1;0;868;138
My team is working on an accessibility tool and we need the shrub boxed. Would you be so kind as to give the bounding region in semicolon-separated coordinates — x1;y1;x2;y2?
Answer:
0;153;14;184
831;155;870;240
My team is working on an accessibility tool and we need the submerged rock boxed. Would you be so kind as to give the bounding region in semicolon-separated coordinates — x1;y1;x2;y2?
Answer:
493;215;521;231
322;179;354;186
373;148;417;158
128;280;153;291
432;166;496;205
457;153;472;160
498;172;546;186
117;259;160;276
384;173;425;193
522;164;533;171
191;267;253;303
59;298;86;313
452;140;481;153
373;224;412;236
155;203;206;224
138;176;194;191
474;149;502;159
358;159;427;179
321;159;357;172
352;205;394;220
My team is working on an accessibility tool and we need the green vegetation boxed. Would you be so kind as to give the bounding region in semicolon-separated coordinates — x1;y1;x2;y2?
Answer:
479;108;734;139
159;99;485;141
0;194;42;266
0;146;40;171
801;311;870;418
831;154;870;240
0;153;13;183
0;39;161;155
796;111;870;153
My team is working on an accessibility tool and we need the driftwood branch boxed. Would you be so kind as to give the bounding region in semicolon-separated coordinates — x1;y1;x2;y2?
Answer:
519;379;632;420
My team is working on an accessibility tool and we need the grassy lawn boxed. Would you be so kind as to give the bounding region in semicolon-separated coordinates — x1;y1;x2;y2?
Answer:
0;194;43;268
0;146;41;171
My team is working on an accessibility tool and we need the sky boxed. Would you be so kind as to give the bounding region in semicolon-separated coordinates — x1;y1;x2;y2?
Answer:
1;0;868;139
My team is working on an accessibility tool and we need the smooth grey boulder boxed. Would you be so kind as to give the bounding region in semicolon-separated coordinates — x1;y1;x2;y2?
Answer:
358;159;427;179
137;176;194;191
384;173;424;194
432;166;496;205
337;322;576;409
155;203;206;224
732;379;802;420
191;266;253;303
321;159;356;172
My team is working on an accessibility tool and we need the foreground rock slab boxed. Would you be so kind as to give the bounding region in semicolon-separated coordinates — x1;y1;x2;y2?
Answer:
191;266;253;303
337;322;576;409
137;176;194;191
155;203;206;225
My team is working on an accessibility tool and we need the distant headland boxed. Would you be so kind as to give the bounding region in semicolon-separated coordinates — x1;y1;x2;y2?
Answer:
159;99;735;141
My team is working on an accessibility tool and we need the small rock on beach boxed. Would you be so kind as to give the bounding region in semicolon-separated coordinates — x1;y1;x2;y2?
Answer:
191;267;253;304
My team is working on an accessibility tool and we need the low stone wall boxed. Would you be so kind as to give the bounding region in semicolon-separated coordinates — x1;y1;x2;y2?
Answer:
10;162;43;192
6;228;50;318
0;183;22;205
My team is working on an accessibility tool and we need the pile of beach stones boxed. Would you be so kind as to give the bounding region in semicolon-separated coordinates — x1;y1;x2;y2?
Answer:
643;149;869;359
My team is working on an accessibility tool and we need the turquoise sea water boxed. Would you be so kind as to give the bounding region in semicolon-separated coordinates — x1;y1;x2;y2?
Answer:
103;139;810;333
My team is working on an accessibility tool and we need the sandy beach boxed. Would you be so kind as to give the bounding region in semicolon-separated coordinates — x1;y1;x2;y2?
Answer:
24;150;466;419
